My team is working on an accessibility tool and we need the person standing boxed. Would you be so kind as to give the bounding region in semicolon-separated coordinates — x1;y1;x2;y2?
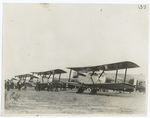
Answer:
55;82;58;92
38;81;41;91
11;81;15;89
6;79;10;91
36;80;39;91
18;81;22;91
47;82;50;92
5;80;7;89
50;82;53;92
17;81;19;90
64;83;67;91
23;81;26;90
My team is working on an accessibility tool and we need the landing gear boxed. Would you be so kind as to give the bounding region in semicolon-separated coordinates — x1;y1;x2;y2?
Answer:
40;85;46;90
91;89;97;94
76;87;84;93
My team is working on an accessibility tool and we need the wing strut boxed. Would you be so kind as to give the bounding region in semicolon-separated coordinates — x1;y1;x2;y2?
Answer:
59;73;61;82
97;69;105;83
18;76;21;82
42;75;44;83
90;71;95;84
99;69;105;78
52;71;55;82
124;64;128;82
47;74;51;82
68;69;72;82
115;64;118;83
24;76;26;83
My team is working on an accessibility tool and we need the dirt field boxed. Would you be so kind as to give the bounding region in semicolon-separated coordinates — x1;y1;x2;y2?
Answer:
4;87;147;116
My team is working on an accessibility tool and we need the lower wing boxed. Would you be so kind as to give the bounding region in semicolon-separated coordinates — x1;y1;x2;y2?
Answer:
87;83;135;91
67;82;82;88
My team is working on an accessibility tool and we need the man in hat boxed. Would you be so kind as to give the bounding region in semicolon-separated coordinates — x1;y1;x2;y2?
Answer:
18;81;22;91
6;79;10;91
47;81;50;92
36;80;39;91
55;82;58;92
11;81;15;89
50;82;53;92
38;81;41;91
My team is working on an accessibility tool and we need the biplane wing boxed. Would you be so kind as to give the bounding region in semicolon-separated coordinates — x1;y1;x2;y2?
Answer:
67;61;139;93
67;61;139;72
15;74;39;79
66;82;82;88
32;69;67;75
88;83;135;91
67;82;135;91
31;69;67;84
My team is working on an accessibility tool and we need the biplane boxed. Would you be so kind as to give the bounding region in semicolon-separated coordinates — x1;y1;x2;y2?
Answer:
15;74;39;87
66;61;140;94
15;74;39;81
31;69;67;90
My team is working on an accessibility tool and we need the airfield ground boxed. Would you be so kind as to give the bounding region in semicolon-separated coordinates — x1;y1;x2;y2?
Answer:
4;87;147;116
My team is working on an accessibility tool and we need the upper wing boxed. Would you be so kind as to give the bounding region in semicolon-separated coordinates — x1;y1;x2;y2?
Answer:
87;83;135;91
15;74;38;78
30;75;39;78
67;61;139;72
32;69;67;75
46;69;67;74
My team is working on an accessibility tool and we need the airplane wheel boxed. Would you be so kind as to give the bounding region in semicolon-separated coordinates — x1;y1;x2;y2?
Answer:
91;89;97;94
76;88;84;93
41;86;45;90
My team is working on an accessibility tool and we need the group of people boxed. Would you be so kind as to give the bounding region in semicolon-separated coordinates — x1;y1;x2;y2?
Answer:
17;81;26;91
5;79;67;92
5;79;27;91
5;79;15;91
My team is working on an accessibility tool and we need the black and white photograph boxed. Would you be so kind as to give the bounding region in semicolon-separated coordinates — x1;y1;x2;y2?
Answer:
1;2;149;116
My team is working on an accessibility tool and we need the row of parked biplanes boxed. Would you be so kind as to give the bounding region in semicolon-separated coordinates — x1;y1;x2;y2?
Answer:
11;61;146;94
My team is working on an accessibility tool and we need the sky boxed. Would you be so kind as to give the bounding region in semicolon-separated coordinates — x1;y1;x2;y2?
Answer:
2;3;149;80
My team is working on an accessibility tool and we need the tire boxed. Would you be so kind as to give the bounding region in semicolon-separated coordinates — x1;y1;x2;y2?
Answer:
91;89;97;94
77;88;84;93
41;86;45;90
